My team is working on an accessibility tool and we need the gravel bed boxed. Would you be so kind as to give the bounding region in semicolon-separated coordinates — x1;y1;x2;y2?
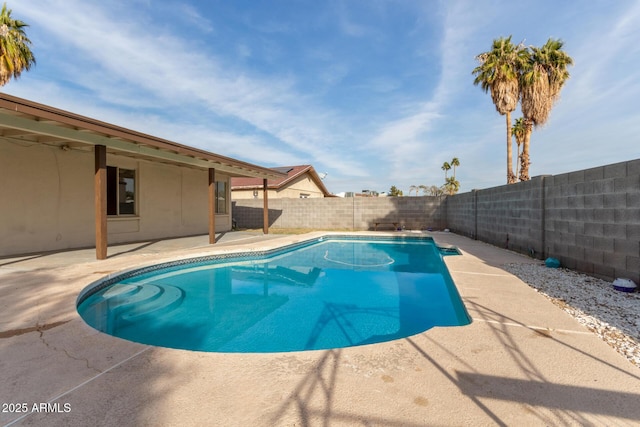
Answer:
503;262;640;368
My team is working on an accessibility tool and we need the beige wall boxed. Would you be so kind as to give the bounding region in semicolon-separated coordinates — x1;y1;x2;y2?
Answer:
0;140;232;257
233;174;325;199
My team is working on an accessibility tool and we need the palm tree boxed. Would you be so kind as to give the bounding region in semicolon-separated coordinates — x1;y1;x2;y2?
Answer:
443;177;460;195
441;161;451;179
473;36;526;184
450;157;460;179
0;2;35;86
519;38;573;180
409;185;418;196
511;117;526;179
426;185;443;196
418;184;428;196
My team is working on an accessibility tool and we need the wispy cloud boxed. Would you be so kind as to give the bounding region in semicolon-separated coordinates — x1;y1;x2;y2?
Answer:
7;0;640;194
14;0;370;177
333;0;369;37
173;2;215;33
365;0;487;186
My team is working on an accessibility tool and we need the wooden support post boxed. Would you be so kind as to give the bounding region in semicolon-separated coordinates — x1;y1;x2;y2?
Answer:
94;145;107;260
263;178;269;234
208;168;216;244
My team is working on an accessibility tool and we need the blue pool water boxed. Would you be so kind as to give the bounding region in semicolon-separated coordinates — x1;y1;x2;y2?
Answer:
77;236;470;352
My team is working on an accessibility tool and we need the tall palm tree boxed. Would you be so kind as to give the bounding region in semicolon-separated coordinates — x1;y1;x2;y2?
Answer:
473;36;526;184
511;117;526;179
519;38;573;180
441;161;451;179
0;2;35;86
450;157;460;179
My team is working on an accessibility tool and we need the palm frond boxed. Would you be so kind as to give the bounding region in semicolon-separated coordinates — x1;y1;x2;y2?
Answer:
0;2;35;85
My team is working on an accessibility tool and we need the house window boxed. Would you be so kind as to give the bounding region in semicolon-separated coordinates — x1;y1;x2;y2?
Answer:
216;181;228;214
300;193;310;199
107;166;136;216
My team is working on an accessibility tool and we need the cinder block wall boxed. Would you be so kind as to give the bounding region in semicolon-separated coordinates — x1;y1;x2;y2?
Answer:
445;191;475;238
233;198;355;230
544;160;640;282
445;178;546;256
232;196;446;231
474;177;546;257
353;197;446;230
444;159;639;283
233;158;639;283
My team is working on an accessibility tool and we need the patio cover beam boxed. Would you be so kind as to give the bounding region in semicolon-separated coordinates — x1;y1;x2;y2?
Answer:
95;145;107;260
263;179;269;234
209;168;216;244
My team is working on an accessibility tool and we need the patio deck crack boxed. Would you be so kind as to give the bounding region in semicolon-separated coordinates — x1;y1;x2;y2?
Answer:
0;320;71;338
35;324;103;374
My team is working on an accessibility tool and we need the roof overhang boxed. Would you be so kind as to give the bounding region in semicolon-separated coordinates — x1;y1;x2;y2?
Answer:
0;93;286;180
231;165;334;196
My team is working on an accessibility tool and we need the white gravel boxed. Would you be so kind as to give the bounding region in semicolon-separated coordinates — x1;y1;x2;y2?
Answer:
503;262;640;368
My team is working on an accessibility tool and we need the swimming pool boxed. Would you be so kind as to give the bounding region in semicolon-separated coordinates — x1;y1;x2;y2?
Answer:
77;235;470;352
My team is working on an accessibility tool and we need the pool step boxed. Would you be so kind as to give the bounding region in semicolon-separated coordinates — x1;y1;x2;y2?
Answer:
437;245;461;256
88;284;184;333
93;284;163;311
87;284;162;332
119;284;184;323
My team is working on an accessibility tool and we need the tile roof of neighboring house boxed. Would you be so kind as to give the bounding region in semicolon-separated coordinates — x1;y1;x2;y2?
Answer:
231;165;333;196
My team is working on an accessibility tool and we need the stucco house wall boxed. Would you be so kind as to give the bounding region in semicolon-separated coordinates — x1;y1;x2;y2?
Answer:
276;175;325;198
233;174;325;199
1;137;94;255
0;140;231;257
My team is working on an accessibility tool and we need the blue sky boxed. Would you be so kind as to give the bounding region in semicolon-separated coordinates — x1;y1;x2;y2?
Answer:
5;0;640;195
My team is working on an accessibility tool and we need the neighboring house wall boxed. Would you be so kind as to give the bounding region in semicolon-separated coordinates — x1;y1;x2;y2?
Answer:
233;188;278;200
0;140;232;256
276;175;325;198
232;174;325;199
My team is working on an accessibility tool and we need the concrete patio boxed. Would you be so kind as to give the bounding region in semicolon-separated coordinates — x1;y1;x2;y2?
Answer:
1;231;639;426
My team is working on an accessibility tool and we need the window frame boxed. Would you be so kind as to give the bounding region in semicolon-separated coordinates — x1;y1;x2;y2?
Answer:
106;166;137;217
215;180;228;214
